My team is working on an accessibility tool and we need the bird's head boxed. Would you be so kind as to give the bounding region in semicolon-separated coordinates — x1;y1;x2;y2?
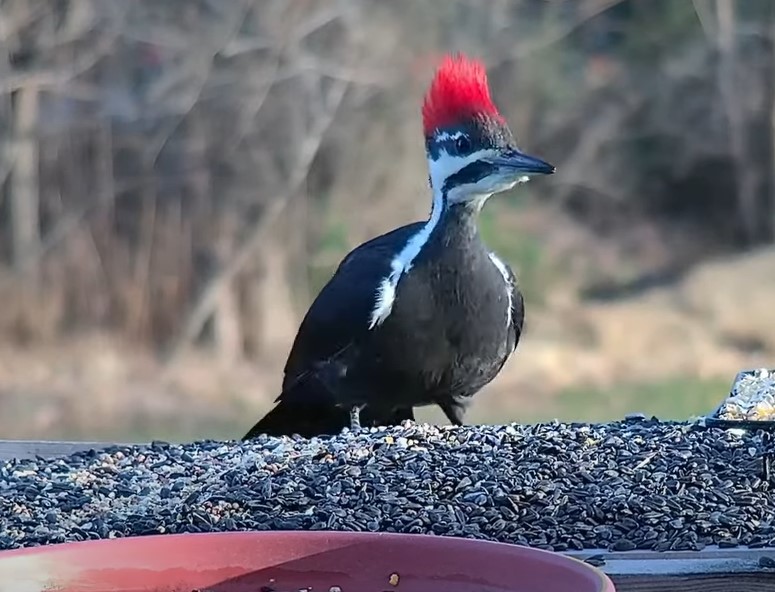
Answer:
422;53;555;209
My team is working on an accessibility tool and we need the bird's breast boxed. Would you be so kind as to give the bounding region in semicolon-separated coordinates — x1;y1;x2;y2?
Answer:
384;247;512;354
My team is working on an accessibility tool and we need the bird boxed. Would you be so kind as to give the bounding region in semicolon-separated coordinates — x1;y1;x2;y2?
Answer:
243;52;554;440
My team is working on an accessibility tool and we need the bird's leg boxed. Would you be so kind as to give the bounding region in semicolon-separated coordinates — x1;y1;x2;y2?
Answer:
438;399;466;426
349;405;363;432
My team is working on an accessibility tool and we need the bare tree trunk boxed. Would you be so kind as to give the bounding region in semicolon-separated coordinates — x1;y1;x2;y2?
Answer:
212;277;242;366
9;85;40;276
185;109;245;362
717;0;758;243
771;7;775;241
127;148;157;340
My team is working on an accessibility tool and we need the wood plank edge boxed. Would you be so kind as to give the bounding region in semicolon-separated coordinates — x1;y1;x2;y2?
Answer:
565;547;775;576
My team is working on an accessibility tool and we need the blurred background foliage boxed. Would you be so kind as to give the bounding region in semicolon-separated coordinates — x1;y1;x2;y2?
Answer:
0;0;772;441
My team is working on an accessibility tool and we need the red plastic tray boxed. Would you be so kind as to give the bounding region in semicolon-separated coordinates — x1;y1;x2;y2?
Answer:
0;531;615;592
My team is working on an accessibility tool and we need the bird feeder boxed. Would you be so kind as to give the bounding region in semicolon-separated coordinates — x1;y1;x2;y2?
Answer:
0;530;615;592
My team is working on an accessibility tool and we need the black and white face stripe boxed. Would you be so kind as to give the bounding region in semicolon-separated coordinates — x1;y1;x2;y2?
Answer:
429;147;505;200
427;116;527;207
425;114;513;161
429;130;473;160
441;160;497;196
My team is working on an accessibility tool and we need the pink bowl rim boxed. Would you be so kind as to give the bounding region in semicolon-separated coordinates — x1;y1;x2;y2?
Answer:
0;530;616;592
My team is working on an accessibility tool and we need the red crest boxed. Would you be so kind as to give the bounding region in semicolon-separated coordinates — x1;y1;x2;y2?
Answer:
422;53;504;137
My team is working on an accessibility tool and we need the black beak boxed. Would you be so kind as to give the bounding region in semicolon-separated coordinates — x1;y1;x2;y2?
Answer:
487;149;555;176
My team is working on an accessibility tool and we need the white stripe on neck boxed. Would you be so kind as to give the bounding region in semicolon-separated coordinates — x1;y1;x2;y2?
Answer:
369;185;443;328
367;148;499;329
487;251;514;329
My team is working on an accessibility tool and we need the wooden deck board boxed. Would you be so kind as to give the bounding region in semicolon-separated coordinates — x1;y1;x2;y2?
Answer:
0;439;131;460
567;547;775;590
1;439;774;591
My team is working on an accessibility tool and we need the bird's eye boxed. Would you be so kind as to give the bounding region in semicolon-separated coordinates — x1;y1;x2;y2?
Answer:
455;135;471;153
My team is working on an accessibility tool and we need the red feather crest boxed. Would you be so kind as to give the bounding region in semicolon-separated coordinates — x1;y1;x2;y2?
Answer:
422;53;503;136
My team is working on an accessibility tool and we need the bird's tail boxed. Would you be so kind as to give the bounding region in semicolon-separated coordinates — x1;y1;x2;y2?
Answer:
242;394;350;440
242;383;416;440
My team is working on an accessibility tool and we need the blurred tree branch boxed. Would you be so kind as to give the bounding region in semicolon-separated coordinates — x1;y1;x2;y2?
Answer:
161;0;360;365
489;0;626;65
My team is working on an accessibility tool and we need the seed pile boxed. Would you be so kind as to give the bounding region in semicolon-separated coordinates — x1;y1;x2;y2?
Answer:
715;368;775;422
1;419;774;552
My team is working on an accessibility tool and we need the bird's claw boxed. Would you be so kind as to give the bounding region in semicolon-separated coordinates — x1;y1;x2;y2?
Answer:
349;406;362;432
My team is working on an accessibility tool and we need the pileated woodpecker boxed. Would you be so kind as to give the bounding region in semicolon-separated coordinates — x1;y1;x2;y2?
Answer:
243;53;554;440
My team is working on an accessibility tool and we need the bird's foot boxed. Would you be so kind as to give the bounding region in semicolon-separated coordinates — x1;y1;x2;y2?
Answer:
349;406;362;432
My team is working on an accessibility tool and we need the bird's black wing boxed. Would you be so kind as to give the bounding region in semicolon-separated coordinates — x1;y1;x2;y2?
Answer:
504;263;525;353
487;252;525;355
510;282;525;352
282;222;425;391
243;222;424;439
